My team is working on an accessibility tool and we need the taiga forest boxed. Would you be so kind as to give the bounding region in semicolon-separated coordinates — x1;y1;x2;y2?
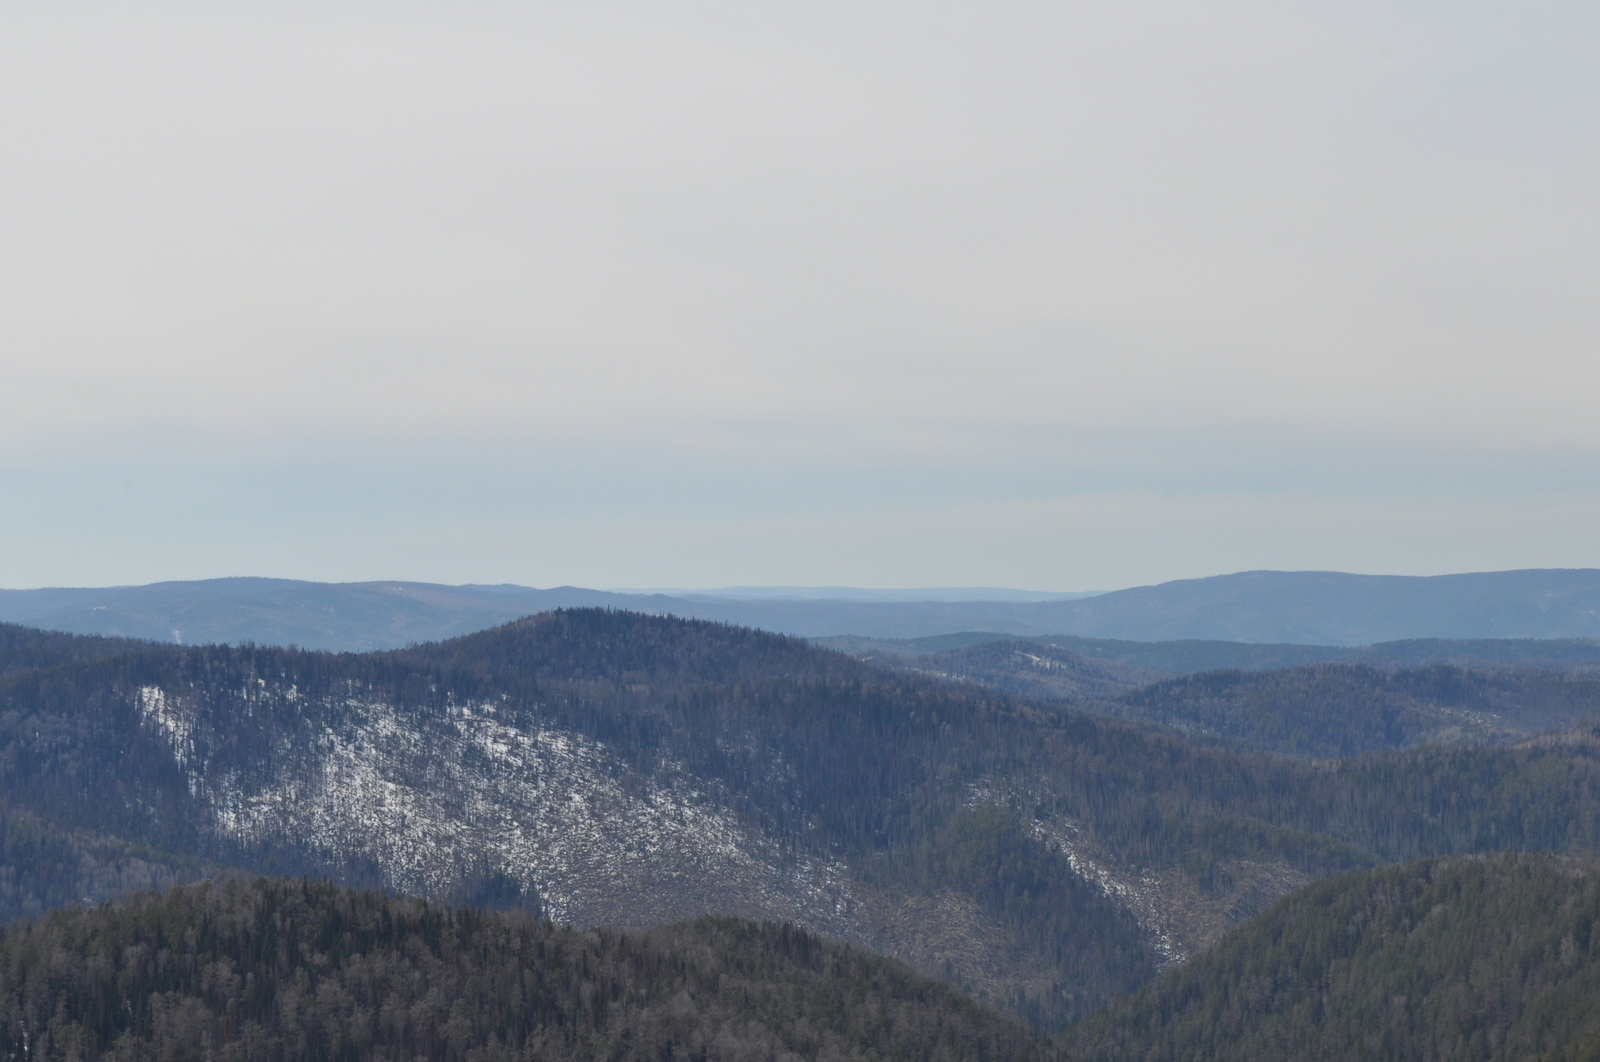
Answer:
1;596;1599;1058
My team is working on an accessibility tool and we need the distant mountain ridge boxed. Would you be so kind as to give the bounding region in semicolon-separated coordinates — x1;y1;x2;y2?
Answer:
0;579;651;651
1049;568;1600;644
3;568;1600;649
629;585;1103;603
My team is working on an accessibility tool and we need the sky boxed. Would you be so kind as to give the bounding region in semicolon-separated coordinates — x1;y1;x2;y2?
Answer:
2;0;1597;592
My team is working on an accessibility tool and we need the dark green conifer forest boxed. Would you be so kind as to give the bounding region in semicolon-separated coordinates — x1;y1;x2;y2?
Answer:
1063;852;1600;1062
0;878;1046;1062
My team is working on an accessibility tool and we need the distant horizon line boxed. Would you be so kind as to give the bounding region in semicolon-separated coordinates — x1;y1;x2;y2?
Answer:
2;566;1599;600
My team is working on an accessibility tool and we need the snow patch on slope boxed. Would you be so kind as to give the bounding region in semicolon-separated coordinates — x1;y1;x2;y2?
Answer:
1029;816;1185;963
130;687;857;931
138;686;194;768
963;780;1185;963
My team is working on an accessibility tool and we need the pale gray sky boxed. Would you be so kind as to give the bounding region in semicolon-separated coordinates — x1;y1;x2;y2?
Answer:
2;1;1597;590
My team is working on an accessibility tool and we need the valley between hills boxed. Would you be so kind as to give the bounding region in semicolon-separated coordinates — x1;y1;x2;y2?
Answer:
2;608;1600;1059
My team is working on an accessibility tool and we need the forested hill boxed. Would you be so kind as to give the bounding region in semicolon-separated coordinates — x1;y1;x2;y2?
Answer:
1097;664;1600;758
1064;852;1600;1062
0;623;147;680
0;877;1049;1062
1029;568;1600;643
886;638;1600;758
9;609;1600;1028
898;640;1168;701
834;630;1600;678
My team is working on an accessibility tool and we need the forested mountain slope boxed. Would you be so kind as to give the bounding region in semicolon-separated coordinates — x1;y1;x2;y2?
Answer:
1064;852;1600;1062
879;638;1600;758
0;877;1048;1062
0;809;204;926
0;623;147;680
1097;664;1600;758
7;610;1600;1027
899;640;1168;701
830;631;1600;678
0;612;1164;1022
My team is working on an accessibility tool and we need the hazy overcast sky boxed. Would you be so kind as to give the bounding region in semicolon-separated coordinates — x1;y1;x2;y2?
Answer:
2;1;1597;590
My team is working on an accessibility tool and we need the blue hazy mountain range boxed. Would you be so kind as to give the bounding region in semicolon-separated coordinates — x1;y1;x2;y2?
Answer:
1;569;1598;651
619;586;1106;603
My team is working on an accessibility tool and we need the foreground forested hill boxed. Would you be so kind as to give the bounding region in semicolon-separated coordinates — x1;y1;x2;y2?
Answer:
6;612;1600;1028
15;856;1600;1062
0;877;1048;1062
1064;852;1600;1062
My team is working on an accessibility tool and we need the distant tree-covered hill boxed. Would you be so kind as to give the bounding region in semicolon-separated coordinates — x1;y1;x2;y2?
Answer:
0;877;1048;1062
825;630;1600;678
895;640;1168;701
1098;663;1600;758
1032;569;1600;644
1063;852;1600;1062
0;579;643;651
859;637;1600;758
